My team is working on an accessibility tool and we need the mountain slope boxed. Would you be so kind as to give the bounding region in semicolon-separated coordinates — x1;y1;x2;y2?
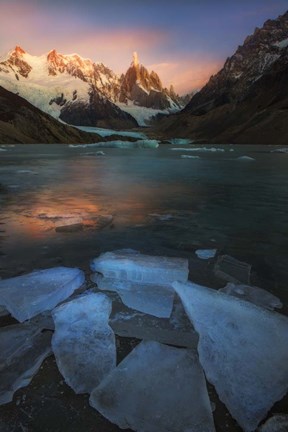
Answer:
0;86;100;144
0;48;180;128
156;10;288;144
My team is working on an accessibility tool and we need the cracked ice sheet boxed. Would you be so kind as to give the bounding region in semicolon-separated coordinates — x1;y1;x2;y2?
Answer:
90;340;215;432
173;281;288;432
0;322;52;405
91;273;175;318
52;293;116;394
90;252;189;285
0;267;85;322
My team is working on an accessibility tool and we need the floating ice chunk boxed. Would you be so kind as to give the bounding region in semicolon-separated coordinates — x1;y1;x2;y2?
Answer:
180;155;200;159
168;138;193;145
0;322;51;405
92;273;175;318
214;254;251;284
271;148;288;153
219;282;283;310
91;252;189;285
0;267;85;322
259;414;288;431
171;147;225;152
69;139;159;149
52;293;116;394
237;156;255;161
173;280;288;432
90;341;215;432
195;249;217;260
148;213;173;221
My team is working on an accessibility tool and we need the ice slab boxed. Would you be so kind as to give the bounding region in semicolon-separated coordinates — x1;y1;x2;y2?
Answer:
181;155;200;159
173;280;288;432
52;293;116;394
90;341;215;432
0;267;85;322
237;156;255;161
219;282;283;310
195;249;217;260
171;147;225;152
109;293;198;348
0;322;51;405
90;252;189;285
259;414;288;431
214;254;251;284
92;273;175;318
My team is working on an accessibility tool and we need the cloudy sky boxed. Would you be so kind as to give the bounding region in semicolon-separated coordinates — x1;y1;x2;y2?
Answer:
0;0;287;94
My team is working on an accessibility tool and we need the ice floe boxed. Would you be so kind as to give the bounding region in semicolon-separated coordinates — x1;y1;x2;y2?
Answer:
0;322;51;405
168;138;194;145
180;155;200;159
92;273;175;318
173;280;288;432
219;282;282;310
52;293;116;394
195;249;217;260
69;139;159;149
0;267;85;322
90;340;215;432
171;147;225;152
237;156;255;161
91;251;189;285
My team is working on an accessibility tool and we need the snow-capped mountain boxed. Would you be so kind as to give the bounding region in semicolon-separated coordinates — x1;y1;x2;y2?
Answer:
185;10;288;115
0;47;181;128
157;10;288;144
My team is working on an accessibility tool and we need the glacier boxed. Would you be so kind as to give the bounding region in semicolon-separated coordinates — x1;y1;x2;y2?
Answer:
0;267;85;322
90;340;215;432
52;293;116;394
173;280;288;432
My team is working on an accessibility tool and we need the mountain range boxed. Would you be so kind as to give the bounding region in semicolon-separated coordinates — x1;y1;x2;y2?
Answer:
157;10;288;144
0;48;181;130
1;10;288;144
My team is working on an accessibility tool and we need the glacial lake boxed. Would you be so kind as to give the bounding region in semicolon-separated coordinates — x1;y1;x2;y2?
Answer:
0;143;288;303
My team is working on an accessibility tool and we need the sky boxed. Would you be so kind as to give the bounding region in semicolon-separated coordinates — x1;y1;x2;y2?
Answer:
0;0;287;94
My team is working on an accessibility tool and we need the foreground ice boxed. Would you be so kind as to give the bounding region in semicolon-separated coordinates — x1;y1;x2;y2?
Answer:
195;249;217;260
90;341;215;432
75;125;147;139
69;139;159;149
52;293;116;394
0;322;51;405
181;155;200;159
92;273;175;318
91;252;189;285
173;280;288;432
219;282;282;310
259;414;288;431
0;267;85;322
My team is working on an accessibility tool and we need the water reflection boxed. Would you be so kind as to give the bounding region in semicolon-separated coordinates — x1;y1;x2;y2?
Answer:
0;144;288;288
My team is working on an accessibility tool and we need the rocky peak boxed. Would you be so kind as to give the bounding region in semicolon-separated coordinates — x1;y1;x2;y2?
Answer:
185;9;288;114
0;45;31;78
12;46;26;56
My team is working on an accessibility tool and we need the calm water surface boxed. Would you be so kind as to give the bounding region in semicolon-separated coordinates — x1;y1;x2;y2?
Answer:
0;143;288;298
